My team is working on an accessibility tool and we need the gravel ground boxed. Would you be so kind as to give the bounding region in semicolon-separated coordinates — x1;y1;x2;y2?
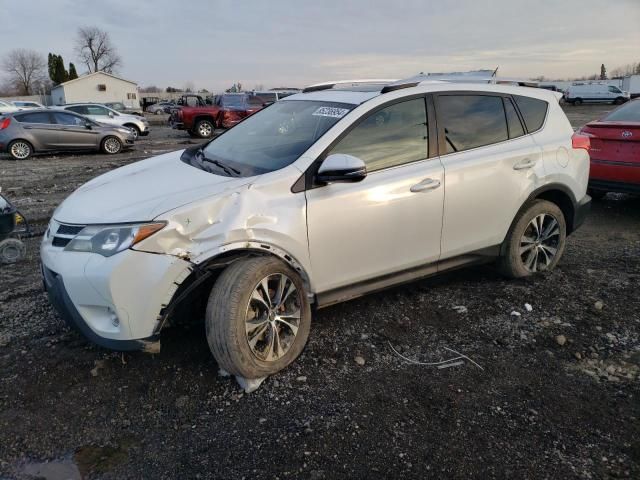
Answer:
1;105;639;479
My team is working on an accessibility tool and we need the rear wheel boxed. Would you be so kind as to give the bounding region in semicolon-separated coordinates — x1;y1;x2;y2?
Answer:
498;200;567;278
194;119;214;138
206;257;311;379
573;98;583;106
101;136;122;155
8;140;32;160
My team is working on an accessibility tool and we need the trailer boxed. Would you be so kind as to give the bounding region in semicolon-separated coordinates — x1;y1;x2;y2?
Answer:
622;75;640;99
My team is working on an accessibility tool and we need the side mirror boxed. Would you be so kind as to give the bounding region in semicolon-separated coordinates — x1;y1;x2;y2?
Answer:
108;112;114;118
316;154;367;184
84;121;92;130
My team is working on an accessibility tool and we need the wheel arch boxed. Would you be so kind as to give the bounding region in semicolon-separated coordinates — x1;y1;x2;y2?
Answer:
193;114;217;127
155;244;312;335
122;122;140;132
500;184;577;256
8;138;35;156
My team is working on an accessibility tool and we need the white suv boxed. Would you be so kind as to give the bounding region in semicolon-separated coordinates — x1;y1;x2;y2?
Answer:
61;103;150;139
41;77;591;388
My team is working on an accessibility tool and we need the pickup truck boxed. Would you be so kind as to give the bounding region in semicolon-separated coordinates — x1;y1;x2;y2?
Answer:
169;93;266;138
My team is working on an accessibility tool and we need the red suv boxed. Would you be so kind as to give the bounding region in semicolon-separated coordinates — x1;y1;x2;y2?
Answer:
170;93;266;139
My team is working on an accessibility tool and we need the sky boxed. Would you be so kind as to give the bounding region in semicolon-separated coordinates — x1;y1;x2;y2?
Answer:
1;0;639;91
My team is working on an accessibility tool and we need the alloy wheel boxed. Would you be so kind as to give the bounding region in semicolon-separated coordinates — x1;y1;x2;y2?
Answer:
520;213;560;272
244;273;301;362
198;122;212;137
10;141;31;159
103;137;121;154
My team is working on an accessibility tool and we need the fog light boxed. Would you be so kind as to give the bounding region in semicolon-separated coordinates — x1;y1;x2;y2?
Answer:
109;309;119;327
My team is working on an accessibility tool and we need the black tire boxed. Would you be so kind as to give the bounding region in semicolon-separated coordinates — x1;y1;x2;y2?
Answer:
573;98;583;106
194;119;215;138
498;200;567;278
0;238;26;264
123;123;140;140
101;136;122;155
614;97;626;105
206;256;311;379
7;140;33;160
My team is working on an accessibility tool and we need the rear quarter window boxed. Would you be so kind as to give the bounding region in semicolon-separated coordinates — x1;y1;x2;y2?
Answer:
513;95;548;133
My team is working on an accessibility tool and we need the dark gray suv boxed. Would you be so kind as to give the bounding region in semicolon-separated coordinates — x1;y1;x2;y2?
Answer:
0;109;135;160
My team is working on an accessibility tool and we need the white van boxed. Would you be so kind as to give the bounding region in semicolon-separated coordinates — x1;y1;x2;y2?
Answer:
564;83;630;105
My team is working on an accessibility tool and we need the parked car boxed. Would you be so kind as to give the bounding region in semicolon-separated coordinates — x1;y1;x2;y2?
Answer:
104;102;144;117
146;102;174;114
249;90;298;103
41;78;590;390
61;103;150;139
0;100;19;114
170;93;265;138
564;83;630;105
11;100;46;110
0;109;134;159
579;98;640;197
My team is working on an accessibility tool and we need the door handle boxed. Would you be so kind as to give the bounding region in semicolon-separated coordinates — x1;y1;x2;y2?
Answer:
410;178;441;193
513;158;537;170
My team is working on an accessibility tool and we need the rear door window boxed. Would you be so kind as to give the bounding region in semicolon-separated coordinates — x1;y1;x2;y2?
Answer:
66;106;88;115
53;112;86;126
14;112;53;124
437;95;508;153
513;95;548;133
86;106;110;116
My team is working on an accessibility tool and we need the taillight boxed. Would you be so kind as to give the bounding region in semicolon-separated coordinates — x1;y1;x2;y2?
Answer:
571;132;591;151
0;117;10;130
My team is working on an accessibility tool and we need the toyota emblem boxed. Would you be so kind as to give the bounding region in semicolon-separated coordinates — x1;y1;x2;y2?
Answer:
622;131;633;138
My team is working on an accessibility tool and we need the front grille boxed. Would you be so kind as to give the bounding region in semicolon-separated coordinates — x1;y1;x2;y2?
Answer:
56;224;84;236
52;223;86;248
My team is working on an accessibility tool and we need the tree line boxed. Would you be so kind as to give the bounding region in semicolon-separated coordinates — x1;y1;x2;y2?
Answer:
0;26;121;96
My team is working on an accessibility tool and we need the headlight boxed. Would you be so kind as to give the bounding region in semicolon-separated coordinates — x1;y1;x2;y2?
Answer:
64;222;165;257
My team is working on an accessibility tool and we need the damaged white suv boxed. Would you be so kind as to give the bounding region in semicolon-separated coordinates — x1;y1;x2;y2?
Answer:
42;77;591;385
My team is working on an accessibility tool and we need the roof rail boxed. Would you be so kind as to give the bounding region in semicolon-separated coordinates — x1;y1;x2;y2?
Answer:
302;79;398;93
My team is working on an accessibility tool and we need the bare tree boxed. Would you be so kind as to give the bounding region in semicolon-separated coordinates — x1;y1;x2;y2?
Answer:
1;49;46;95
74;26;122;73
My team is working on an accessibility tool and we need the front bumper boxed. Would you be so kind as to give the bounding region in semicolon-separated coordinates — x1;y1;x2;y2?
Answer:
43;265;160;351
572;194;591;232
41;233;191;351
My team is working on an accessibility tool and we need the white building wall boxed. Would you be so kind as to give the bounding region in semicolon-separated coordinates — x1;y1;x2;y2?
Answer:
52;72;139;107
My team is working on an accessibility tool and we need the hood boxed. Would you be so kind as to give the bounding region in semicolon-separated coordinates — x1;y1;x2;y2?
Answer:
53;151;252;224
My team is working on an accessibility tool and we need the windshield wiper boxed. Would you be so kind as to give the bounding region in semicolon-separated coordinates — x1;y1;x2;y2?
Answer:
196;149;241;177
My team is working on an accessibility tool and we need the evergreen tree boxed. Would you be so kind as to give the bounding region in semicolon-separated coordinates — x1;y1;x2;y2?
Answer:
47;53;69;84
600;64;607;80
47;53;56;82
68;63;78;80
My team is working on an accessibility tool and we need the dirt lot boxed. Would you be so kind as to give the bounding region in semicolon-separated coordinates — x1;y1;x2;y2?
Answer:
1;104;639;479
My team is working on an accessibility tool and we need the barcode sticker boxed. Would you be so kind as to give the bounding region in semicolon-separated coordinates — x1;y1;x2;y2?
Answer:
312;106;349;118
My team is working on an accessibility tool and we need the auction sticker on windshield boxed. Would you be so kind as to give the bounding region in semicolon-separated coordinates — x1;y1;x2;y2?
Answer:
312;106;350;118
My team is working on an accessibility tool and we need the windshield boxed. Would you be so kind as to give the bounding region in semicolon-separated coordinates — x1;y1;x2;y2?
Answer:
603;100;640;122
194;100;355;176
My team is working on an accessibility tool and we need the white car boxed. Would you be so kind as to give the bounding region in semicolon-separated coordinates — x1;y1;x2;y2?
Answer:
11;100;45;110
60;103;150;139
41;77;591;389
564;83;630;105
0;100;19;114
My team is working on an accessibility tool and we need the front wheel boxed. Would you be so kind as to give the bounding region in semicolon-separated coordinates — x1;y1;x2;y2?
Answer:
124;124;140;140
206;257;311;379
573;98;583;106
498;200;567;278
101;136;122;155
